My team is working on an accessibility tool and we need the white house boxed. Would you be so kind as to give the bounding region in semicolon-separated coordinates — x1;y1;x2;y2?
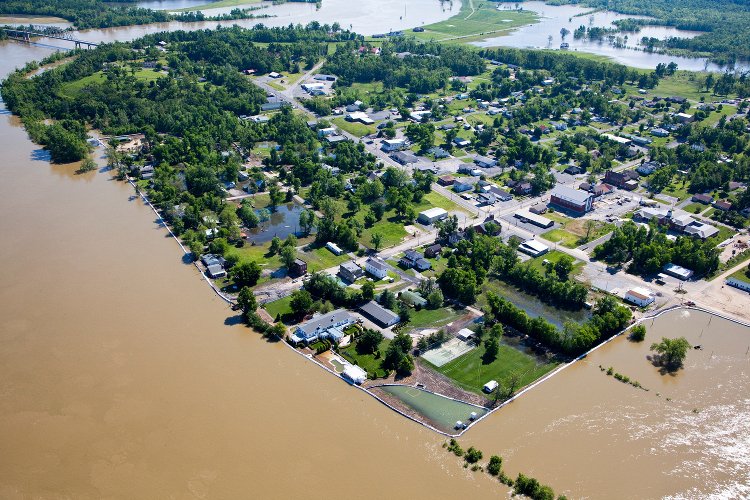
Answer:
624;287;655;307
290;309;356;345
365;258;388;279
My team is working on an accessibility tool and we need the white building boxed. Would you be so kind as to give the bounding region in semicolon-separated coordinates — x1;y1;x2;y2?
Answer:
382;139;407;152
346;111;374;125
417;207;448;225
456;328;475;342
518;239;549;257
483;380;499;393
365;258;388;279
663;263;694;280
326;241;343;255
624;287;655;307
342;364;367;384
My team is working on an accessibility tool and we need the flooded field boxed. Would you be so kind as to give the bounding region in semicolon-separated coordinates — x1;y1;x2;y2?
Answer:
474;1;748;72
468;308;750;499
246;202;306;244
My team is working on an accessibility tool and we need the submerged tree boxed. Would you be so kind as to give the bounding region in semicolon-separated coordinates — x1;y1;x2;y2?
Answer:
650;336;690;371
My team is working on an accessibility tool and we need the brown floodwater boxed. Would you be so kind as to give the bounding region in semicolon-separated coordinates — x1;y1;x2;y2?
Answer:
1;26;749;499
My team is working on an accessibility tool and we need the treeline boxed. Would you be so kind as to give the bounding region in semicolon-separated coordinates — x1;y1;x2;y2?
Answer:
593;220;720;276
0;0;276;29
324;39;485;94
435;233;587;309
485;293;632;357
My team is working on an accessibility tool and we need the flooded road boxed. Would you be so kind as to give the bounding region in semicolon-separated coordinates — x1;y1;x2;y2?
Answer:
1;7;749;498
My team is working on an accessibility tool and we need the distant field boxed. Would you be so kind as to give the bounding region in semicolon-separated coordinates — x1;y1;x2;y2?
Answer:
413;0;538;43
59;69;163;97
172;0;261;12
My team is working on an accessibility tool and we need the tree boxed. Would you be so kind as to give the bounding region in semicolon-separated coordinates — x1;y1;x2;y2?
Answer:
629;324;646;342
236;286;257;315
380;288;397;310
76;156;97;174
650;336;690;370
268;322;286;339
560;27;570;39
398;301;411;323
361;280;375;301
280;245;297;270
298;209;314;236
231;261;261;287
268;185;284;211
483;335;500;364
383;332;414;375
371;232;383;251
357;328;383;355
554;255;574;281
487;455;503;476
465;447;483;464
289;289;314;317
426;289;443;309
269;236;282;255
45;122;89;163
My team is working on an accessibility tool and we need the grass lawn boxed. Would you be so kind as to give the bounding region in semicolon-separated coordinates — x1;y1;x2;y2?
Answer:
683;202;709;214
173;0;261;11
417;190;469;215
525;250;584;276
263;295;293;319
660;181;691;202
340;338;391;378
542;217;614;249
301;245;350;272
227;241;282;271
648;71;712;102
423;340;558;395
406;306;462;329
332;117;376;137
700;105;737;127
728;266;750;284
414;1;539;43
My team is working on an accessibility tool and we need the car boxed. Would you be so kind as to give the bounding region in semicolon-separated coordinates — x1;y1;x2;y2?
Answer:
655;278;665;285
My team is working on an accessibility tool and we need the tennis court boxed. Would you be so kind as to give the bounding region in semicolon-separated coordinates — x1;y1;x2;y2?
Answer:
421;337;475;367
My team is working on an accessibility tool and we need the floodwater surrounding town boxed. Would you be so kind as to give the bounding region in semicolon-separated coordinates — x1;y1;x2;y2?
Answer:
1;2;749;498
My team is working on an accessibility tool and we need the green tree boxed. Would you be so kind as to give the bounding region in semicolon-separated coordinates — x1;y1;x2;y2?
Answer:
380;288;397;310
486;455;503;476
465;447;483;464
76;156;97;174
236;286;257;315
45;122;89;163
268;185;284;211
371;232;383;251
629;324;646;342
426;289;443;309
356;328;383;355
269;236;282;255
554;255;574;281
231;261;261;287
289;289;314;317
280;245;297;270
361;280;375;301
650;336;690;370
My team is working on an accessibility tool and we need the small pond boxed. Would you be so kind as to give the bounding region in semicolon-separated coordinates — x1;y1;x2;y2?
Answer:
378;385;487;434
246;202;307;244
482;279;590;330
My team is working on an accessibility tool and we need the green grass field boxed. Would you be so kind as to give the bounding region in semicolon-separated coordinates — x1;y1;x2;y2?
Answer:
263;295;293;319
173;0;261;12
525;250;584;276
301;245;350;272
60;68;163;97
340;338;391;378
542;217;614;249
331;117;376;138
406;306;462;329
424;340;558;395
413;0;539;43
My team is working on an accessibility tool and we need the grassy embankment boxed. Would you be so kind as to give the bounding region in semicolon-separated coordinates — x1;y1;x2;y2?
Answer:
412;0;538;44
172;0;262;12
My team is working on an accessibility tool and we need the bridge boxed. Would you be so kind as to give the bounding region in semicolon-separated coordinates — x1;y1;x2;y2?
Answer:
2;28;99;49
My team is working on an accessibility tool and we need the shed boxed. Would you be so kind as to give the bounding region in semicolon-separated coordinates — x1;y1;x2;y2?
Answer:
483;380;499;393
456;328;474;342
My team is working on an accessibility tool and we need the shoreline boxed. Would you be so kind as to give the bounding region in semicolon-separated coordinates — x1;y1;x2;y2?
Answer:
128;157;750;437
